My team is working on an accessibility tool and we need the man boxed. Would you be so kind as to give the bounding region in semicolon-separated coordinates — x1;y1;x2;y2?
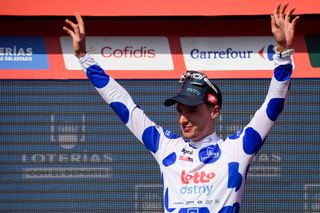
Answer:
63;3;299;212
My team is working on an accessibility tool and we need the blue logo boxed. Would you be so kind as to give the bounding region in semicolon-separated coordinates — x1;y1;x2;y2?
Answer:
228;128;243;140
199;145;221;164
163;127;181;139
258;44;275;61
0;36;49;69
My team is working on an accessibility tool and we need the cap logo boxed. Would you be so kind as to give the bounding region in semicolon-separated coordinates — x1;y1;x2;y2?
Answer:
208;93;218;105
190;73;205;80
186;87;201;96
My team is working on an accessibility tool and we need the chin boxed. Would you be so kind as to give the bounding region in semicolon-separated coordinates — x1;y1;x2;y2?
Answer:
182;133;192;139
183;133;197;140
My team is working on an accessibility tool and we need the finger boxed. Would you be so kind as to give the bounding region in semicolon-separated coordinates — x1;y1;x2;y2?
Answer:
270;15;277;32
65;18;80;38
63;26;76;38
75;12;85;35
291;16;300;28
286;7;296;21
281;3;289;17
274;2;281;18
73;23;81;37
65;18;77;30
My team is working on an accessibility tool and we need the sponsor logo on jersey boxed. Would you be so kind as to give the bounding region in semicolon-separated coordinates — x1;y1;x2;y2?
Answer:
181;170;215;184
186;201;195;205
199;145;221;164
179;147;194;162
228;128;244;140
173;201;184;206
181;147;193;155
179;155;193;162
163;128;181;139
205;200;214;205
180;170;215;196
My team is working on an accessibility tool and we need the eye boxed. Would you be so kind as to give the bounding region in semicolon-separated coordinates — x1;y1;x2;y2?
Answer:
184;108;197;115
188;108;197;114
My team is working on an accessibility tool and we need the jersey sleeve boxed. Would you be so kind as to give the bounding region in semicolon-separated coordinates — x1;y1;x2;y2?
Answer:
78;54;178;161
227;54;293;159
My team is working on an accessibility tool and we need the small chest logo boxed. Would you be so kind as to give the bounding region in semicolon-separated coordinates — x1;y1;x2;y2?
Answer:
179;147;194;162
199;145;221;164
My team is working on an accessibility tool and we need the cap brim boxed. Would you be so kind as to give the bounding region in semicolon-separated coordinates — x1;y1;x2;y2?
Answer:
164;94;205;107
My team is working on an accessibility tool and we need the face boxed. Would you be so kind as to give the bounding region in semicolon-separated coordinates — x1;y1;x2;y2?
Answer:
176;103;219;142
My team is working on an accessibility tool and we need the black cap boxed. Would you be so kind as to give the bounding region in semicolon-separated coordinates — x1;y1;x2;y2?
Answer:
164;70;222;108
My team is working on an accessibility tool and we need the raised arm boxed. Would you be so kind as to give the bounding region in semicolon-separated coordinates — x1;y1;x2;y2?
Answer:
63;14;169;159
228;3;300;158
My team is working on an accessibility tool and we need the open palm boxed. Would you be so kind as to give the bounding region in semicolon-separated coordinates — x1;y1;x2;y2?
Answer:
271;3;300;52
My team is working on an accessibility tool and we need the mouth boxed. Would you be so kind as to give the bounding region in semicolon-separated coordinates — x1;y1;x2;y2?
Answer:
182;125;193;133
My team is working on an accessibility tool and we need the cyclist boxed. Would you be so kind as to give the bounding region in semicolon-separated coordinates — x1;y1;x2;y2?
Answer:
63;3;299;212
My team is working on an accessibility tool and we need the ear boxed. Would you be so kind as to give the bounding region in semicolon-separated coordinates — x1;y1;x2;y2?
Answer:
210;105;220;119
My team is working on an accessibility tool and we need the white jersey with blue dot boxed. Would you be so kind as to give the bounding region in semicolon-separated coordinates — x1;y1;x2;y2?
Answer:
78;53;293;213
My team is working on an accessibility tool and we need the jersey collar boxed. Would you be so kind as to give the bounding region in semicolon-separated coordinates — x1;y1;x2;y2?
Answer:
188;132;220;149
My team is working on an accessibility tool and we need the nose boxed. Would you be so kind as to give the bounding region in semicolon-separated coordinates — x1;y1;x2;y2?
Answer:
178;113;188;125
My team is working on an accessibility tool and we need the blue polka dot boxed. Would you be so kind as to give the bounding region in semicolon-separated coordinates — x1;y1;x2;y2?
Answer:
227;162;242;192
86;65;110;88
110;102;129;124
274;64;292;81
266;98;285;121
142;126;160;153
242;127;263;155
162;152;177;167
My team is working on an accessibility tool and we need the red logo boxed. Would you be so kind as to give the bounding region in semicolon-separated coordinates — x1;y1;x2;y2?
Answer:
179;155;193;162
101;46;156;58
207;93;217;105
181;170;215;184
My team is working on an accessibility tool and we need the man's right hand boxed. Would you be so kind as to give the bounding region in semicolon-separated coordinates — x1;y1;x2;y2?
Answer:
63;12;87;58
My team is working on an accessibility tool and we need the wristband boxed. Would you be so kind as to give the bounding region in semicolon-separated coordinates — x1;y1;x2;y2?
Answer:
275;48;294;59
